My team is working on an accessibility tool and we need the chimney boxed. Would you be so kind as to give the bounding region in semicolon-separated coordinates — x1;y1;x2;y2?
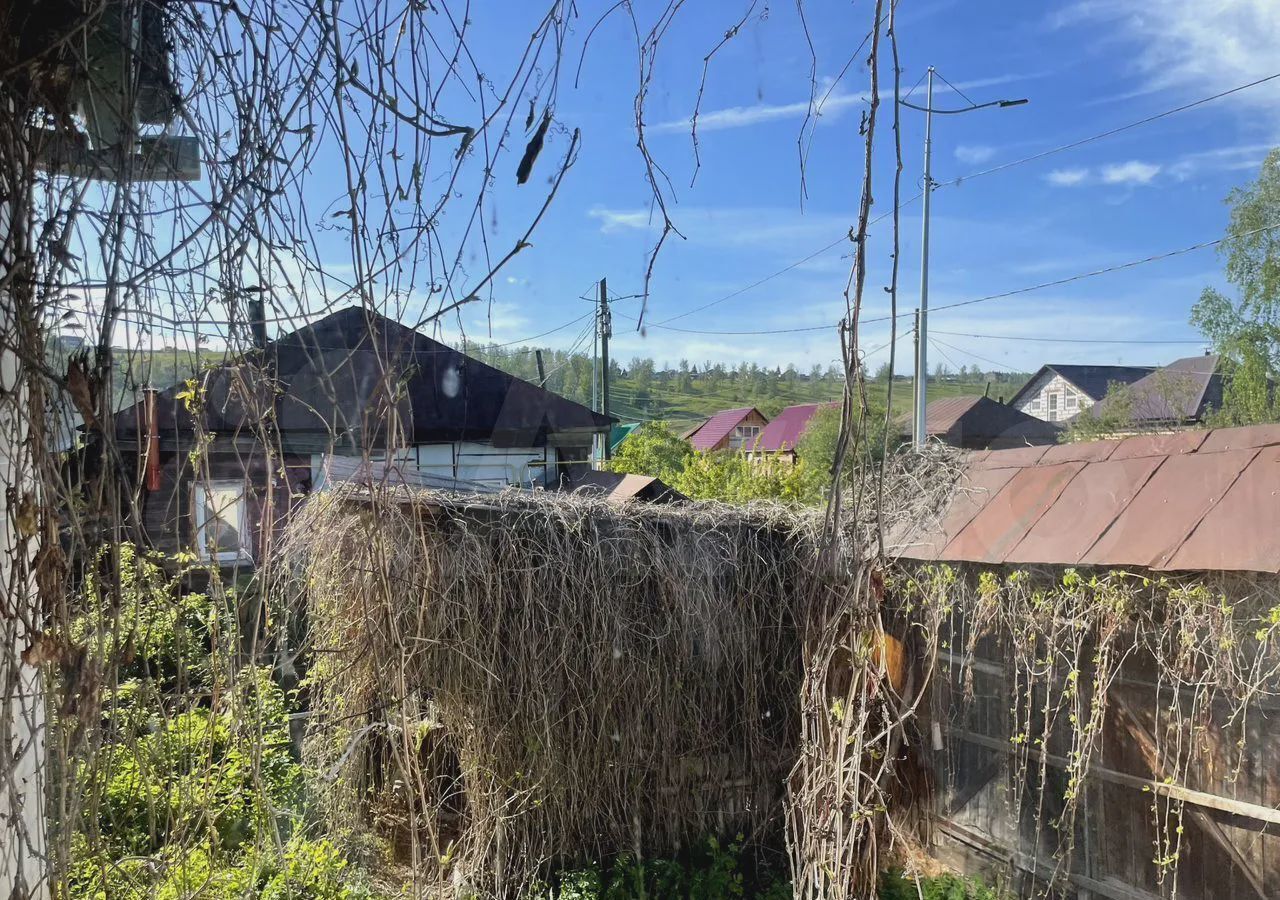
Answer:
143;387;162;492
249;296;267;350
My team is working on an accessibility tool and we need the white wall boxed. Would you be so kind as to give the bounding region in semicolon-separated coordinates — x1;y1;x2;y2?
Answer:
313;441;552;492
1;124;47;899
1014;372;1090;423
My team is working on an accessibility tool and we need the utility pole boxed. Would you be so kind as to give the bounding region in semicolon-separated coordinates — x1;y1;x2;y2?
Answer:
535;349;547;387
599;277;612;460
912;308;921;445
913;67;934;450
901;68;1027;449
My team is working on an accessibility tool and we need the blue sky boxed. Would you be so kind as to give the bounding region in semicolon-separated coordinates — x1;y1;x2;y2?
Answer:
76;0;1275;376
406;0;1278;374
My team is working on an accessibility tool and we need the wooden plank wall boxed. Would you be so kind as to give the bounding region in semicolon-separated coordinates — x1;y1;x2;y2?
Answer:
929;631;1280;900
133;446;311;563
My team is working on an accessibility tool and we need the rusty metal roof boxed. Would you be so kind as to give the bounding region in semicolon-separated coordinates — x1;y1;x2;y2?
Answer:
893;424;1280;574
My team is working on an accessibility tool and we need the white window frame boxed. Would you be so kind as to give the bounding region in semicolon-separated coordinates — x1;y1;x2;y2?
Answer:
193;480;253;563
1048;394;1059;420
1066;393;1078;410
731;424;761;451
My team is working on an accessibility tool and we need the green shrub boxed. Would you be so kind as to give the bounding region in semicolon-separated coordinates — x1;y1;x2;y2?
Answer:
879;869;1007;900
63;545;384;899
530;835;789;900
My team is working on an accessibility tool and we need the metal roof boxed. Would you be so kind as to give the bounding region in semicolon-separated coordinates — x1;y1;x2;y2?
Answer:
907;395;1061;449
890;423;1280;574
1008;364;1155;406
685;407;763;451
756;402;836;452
1081;354;1223;424
113;307;613;448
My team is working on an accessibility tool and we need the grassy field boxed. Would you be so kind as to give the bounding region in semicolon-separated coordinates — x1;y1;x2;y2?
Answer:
611;376;1026;432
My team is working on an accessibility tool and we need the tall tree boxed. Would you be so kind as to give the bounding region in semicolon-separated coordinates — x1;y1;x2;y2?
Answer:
1190;149;1280;424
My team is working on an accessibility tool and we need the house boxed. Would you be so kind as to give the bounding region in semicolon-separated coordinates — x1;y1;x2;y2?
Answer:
1009;364;1154;423
104;306;613;567
1078;353;1223;430
682;406;769;452
907;395;1061;449
753;402;838;462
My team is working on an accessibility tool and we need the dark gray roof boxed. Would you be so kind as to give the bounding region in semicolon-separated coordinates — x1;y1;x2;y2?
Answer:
1084;354;1223;423
114;306;613;448
1009;364;1155;406
902;395;1060;449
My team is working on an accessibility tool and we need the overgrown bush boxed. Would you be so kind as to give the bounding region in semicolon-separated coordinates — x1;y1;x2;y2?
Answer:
529;835;791;900
879;870;1007;900
59;545;384;899
530;840;1003;900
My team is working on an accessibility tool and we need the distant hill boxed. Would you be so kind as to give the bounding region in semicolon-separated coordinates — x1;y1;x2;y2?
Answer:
465;341;1031;433
86;338;1030;434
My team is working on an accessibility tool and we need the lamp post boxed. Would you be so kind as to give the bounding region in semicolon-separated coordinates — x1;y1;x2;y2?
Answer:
902;68;1027;447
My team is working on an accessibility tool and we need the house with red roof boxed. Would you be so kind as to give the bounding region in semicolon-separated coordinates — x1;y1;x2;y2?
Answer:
752;402;839;463
682;406;769;452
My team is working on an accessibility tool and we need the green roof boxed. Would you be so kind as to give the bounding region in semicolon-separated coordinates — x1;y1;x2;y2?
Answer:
610;422;641;452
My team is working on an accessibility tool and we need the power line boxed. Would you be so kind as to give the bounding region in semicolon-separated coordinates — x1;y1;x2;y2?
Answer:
931;329;1205;346
639;221;1280;336
930;336;1008;372
646;71;1280;330
876;220;1280;320
940;70;1280;188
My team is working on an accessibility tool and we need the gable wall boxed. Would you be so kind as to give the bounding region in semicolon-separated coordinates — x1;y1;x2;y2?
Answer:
1013;372;1092;423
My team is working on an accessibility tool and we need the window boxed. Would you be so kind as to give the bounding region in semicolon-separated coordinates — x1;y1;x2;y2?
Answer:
730;424;761;451
194;481;252;562
1066;394;1078;410
1048;394;1059;420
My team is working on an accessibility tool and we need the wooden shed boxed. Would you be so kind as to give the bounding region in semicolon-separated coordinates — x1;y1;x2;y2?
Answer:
889;423;1280;900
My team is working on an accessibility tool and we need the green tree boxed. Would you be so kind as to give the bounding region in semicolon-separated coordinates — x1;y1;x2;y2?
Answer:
795;402;895;492
608;422;691;483
673;452;820;504
1190;148;1280;424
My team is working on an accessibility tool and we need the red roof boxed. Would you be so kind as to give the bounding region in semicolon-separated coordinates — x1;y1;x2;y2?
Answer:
757;402;836;452
686;407;763;451
889;423;1280;574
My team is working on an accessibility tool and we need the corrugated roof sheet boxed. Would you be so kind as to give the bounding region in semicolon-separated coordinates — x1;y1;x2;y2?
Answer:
686;406;763;451
892;423;1280;574
756;402;835;452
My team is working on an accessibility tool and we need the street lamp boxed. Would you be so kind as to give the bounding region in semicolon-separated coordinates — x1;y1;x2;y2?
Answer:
902;67;1027;448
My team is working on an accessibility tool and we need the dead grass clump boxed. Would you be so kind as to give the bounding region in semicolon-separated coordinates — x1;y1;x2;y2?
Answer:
280;487;848;896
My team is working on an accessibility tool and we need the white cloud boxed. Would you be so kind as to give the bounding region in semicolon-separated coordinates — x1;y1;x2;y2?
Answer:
1054;0;1280;115
1168;142;1273;180
588;208;656;233
1100;160;1161;185
1044;161;1162;187
1046;167;1089;187
954;144;996;165
588;205;858;253
653;73;1036;134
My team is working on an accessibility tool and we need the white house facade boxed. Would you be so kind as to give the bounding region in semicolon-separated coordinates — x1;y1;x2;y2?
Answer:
1010;365;1155;424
